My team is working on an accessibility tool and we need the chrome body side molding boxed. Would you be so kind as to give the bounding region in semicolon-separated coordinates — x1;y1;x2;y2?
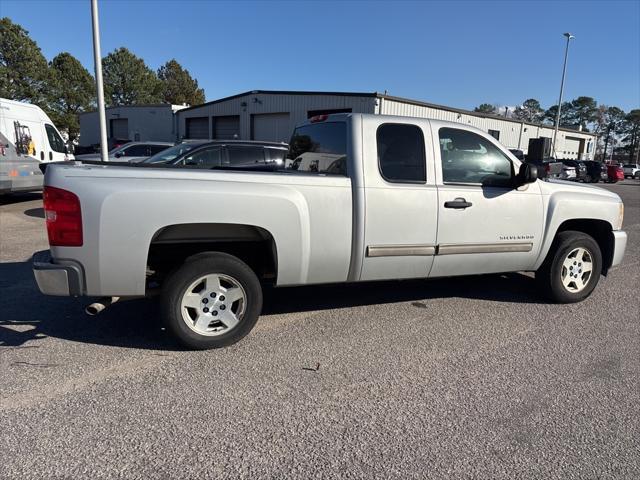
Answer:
366;242;533;257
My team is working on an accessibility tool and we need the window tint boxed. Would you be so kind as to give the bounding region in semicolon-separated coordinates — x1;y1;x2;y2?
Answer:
439;128;513;187
287;122;347;175
45;124;66;153
377;123;426;183
183;147;222;168
226;146;265;166
122;144;150;157
148;145;169;155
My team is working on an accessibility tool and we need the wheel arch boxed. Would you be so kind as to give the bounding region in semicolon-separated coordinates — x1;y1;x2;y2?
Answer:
542;218;615;275
147;223;279;285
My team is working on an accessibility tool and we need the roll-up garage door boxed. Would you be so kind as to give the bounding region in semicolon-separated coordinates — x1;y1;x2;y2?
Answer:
251;113;291;142
110;118;129;139
564;137;581;159
213;116;240;139
185;117;209;139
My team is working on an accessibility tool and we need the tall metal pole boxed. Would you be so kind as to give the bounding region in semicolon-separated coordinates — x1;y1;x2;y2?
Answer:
91;0;109;162
552;33;574;159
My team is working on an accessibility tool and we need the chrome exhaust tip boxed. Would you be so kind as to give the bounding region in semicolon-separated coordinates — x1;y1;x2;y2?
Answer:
85;297;120;315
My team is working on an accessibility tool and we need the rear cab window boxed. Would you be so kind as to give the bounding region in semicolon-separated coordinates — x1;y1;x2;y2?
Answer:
376;123;426;183
287;121;347;175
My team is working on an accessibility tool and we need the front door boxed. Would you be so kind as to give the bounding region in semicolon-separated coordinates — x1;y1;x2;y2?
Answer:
430;125;544;277
360;117;438;281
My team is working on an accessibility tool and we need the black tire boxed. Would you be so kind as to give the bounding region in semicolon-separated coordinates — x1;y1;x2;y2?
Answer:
536;231;602;303
161;252;263;349
584;175;592;183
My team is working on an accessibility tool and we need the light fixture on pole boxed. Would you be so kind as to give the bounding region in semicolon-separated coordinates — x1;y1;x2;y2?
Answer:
91;0;109;162
552;32;574;159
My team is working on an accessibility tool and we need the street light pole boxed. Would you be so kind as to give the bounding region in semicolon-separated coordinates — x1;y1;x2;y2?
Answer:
90;0;109;162
552;32;574;159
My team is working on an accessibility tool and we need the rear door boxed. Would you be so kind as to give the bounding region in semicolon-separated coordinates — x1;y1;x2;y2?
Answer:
360;116;438;281
430;124;544;277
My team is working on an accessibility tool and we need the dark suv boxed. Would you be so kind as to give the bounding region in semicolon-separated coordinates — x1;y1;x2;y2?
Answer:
142;140;288;170
582;160;607;183
561;160;588;182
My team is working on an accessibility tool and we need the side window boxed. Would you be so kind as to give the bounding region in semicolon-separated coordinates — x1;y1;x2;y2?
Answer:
45;124;66;153
439;128;513;187
265;147;286;164
122;144;149;157
377;123;426;183
226;146;265;166
183;147;222;168
148;145;169;155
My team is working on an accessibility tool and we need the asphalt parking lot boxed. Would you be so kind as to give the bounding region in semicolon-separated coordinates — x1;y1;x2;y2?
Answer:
1;181;638;479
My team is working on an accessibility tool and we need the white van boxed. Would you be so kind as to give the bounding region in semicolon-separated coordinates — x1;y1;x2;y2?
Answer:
0;98;73;194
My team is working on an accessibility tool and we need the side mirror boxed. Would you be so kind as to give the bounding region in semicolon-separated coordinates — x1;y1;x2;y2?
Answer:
114;152;123;158
517;162;538;185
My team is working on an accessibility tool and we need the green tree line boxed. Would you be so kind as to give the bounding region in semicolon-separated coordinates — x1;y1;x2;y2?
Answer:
474;97;640;161
0;18;205;142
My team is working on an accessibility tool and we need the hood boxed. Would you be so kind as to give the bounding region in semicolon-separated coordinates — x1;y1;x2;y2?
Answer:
539;179;621;201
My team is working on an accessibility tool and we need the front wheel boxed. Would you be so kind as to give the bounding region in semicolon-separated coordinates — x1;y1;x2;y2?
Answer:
536;231;602;303
161;252;263;349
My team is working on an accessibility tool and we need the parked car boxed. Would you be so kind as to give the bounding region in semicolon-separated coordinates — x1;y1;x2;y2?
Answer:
562;160;587;182
582;161;607;183
606;164;624;183
622;163;640;179
32;113;627;349
75;141;173;163
509;149;525;160
142;140;289;170
523;157;561;179
560;163;577;181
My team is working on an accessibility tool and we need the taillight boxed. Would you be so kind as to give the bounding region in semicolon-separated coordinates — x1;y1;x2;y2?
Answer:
43;186;83;246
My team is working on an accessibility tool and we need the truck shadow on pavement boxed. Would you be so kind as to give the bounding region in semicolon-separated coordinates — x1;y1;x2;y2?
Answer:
0;192;42;206
0;260;545;350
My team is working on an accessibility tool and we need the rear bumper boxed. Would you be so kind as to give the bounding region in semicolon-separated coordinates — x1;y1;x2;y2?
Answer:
610;231;627;268
32;250;84;296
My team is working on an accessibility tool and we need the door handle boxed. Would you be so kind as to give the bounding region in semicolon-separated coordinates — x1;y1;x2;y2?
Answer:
444;197;473;209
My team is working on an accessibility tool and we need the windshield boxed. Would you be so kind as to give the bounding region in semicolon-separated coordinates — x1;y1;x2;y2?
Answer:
143;143;198;164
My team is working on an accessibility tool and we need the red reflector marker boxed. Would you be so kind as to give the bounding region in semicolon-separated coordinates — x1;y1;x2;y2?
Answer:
43;186;83;246
310;114;329;123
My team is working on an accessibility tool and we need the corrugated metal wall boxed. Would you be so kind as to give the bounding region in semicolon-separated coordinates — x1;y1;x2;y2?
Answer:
176;93;596;160
178;94;377;142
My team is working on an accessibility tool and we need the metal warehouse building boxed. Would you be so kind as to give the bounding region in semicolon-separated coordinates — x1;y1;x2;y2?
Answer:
176;90;597;160
79;104;187;147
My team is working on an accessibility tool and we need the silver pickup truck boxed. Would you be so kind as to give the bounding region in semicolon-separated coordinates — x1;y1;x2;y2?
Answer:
33;113;627;349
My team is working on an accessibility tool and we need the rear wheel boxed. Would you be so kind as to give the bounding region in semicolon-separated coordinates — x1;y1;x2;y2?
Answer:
536;231;602;303
161;252;263;349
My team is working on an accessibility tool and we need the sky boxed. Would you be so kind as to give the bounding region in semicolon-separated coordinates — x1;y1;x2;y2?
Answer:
2;0;639;112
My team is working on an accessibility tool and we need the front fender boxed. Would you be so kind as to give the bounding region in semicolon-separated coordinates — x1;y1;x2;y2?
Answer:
534;191;620;270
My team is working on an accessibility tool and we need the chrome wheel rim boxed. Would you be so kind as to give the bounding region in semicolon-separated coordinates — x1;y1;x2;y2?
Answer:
560;247;593;293
180;273;246;336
